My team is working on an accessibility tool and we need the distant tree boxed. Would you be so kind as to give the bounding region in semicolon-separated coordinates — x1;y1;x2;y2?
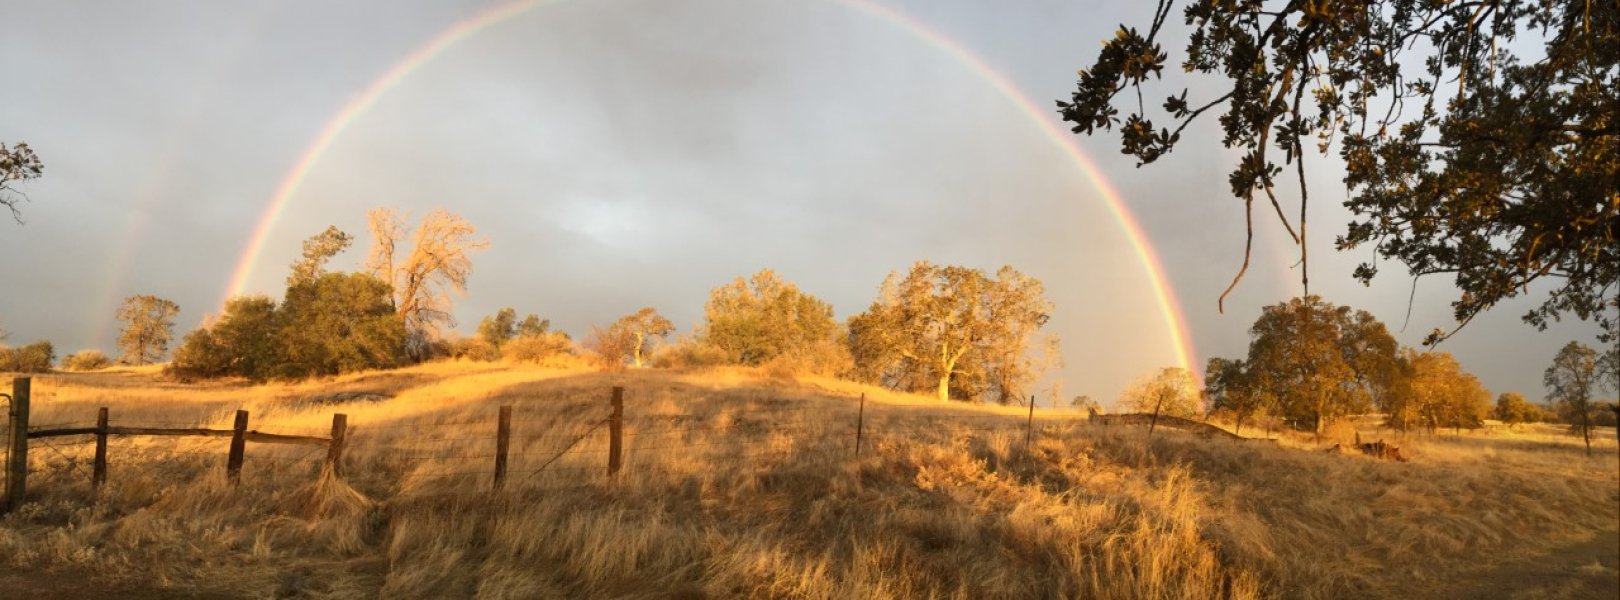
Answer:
116;295;179;365
618;308;675;368
1203;357;1268;435
1058;0;1619;345
62;350;112;371
170;295;281;381
1119;366;1200;435
1070;394;1100;413
517;314;550;337
1;141;44;222
701;269;839;368
287;225;354;287
0;340;54;373
478;308;519;349
1406;351;1492;434
1243;296;1394;436
276;273;407;378
1493;392;1541;429
1545;341;1600;455
847;262;1055;403
365;207;487;359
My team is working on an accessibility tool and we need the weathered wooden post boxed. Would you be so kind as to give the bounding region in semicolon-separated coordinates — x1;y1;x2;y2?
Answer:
854;393;866;457
608;387;624;477
93;407;109;487
1026;395;1036;448
227;409;248;484
4;377;29;513
493;405;511;490
324;413;348;477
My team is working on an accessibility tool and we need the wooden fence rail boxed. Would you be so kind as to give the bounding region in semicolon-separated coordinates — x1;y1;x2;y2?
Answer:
3;379;1075;515
3;377;350;513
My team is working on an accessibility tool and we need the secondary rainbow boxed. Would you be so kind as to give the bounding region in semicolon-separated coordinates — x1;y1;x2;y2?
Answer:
223;0;1200;377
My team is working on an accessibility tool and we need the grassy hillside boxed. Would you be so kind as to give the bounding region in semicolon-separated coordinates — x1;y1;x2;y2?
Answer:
2;363;1616;599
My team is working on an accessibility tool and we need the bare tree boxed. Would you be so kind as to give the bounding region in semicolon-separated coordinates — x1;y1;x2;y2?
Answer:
365;208;487;359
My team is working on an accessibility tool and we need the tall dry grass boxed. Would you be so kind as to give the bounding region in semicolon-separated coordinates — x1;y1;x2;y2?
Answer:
1;364;1615;599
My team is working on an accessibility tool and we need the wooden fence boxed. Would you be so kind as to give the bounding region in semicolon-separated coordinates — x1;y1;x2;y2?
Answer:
3;375;1193;514
4;377;344;512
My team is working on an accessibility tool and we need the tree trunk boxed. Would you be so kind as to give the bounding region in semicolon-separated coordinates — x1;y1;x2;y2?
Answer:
632;332;645;368
1148;395;1164;437
937;373;950;402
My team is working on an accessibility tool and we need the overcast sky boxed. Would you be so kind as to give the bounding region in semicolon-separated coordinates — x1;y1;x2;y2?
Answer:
0;0;1605;403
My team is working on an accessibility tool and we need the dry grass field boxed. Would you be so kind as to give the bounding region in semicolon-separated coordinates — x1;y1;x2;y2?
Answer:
2;363;1617;599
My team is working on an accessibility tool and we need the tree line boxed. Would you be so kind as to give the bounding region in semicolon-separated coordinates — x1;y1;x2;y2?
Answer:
1119;295;1618;454
7;207;1063;405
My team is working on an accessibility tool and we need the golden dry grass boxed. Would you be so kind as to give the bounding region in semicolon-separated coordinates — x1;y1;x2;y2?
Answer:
2;364;1616;599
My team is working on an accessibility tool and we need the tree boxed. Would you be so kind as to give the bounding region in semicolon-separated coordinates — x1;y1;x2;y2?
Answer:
478;308;519;349
848;262;1056;403
1119;366;1200;435
700;269;840;368
1545;341;1600;455
618;308;675;368
1406;351;1492;434
1240;296;1396;436
517;314;550;337
365;207;487;359
1;141;44;222
287;225;354;287
1070;394;1101;413
1058;1;1619;344
116;295;179;365
276;273;407;378
0;340;54;373
1494;392;1542;428
170;296;281;381
1203;357;1268;435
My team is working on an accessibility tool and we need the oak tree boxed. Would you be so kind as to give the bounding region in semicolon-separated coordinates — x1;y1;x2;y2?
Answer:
1120;366;1201;435
1545;340;1600;455
116;294;179;365
1;141;43;222
1059;0;1619;344
847;262;1055;403
700;269;839;368
287;225;354;287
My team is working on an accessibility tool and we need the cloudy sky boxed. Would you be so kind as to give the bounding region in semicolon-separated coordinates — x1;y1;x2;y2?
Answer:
1;0;1604;403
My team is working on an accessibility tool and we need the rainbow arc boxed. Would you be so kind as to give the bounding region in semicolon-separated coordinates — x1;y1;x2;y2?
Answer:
221;0;1198;377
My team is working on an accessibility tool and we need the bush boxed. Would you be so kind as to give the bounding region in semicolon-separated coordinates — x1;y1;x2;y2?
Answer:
502;333;575;366
62;350;112;371
650;339;730;369
0;340;55;373
445;337;500;362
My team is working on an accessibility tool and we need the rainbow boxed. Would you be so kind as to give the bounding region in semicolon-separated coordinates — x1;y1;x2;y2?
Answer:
222;0;1199;377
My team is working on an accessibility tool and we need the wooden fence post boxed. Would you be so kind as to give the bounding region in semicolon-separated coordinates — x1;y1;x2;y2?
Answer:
494;406;511;490
227;409;248;485
1026;395;1036;448
325;414;348;477
608;387;623;477
4;377;29;513
93;407;109;487
855;393;866;457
